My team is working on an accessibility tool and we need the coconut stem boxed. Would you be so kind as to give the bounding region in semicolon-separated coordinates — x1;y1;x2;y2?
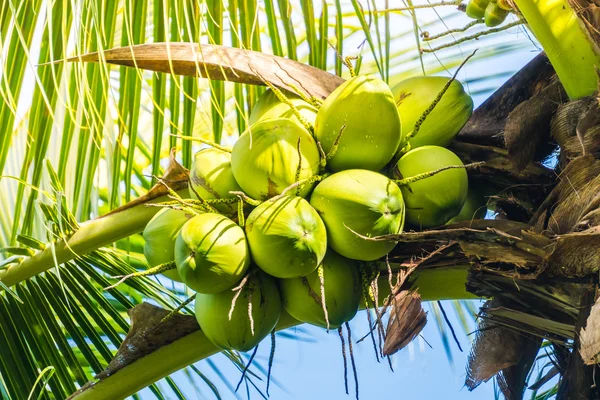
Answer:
267;331;276;396
326;124;346;161
317;264;330;331
268;174;327;202
295;138;303;196
345;322;360;400
160;294;195;324
229;191;262;206
171;134;232;153
251;68;315;134
156;176;220;214
421;19;525;53
395;49;477;158
394;162;484;186
236;197;245;227
146;201;201;216
422;19;484;42
104;261;176;290
378;0;461;12
286;81;323;109
338;326;349;395
344;56;358;78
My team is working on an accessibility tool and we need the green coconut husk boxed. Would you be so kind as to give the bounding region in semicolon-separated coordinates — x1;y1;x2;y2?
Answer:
279;250;361;329
245;195;327;278
189;148;242;214
393;146;468;228
175;213;250;293
484;2;509;27
392;76;473;153
143;208;194;282
249;88;318;127
315;75;402;172
310;169;404;261
195;271;281;352
231;118;321;200
466;0;491;19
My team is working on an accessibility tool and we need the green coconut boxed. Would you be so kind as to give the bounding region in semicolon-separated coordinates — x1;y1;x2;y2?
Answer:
466;0;491;19
393;146;468;228
175;213;250;293
484;2;509;27
279;250;361;329
143;208;193;282
314;75;402;172
391;76;473;154
249;89;318;127
231;118;321;200
245;195;327;278
195;271;281;352
447;186;488;224
189;148;242;214
309;169;404;261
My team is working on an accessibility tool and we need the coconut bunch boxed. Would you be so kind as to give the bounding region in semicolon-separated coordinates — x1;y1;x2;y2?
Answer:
465;0;514;27
139;73;480;353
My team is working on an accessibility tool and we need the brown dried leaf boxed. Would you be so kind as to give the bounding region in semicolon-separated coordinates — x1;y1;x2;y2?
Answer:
546;226;600;278
580;296;600;365
496;335;542;400
69;303;200;398
466;300;523;390
459;53;557;147
69;43;344;100
504;80;565;171
104;149;189;215
382;290;427;356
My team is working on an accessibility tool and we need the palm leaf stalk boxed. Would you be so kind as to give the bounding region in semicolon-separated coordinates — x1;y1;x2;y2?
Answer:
513;0;600;99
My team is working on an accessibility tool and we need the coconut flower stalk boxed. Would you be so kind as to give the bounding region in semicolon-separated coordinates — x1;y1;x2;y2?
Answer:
513;0;600;99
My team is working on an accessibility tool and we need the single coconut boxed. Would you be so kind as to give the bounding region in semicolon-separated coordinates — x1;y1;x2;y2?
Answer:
309;169;404;261
484;2;509;27
249;89;318;127
393;146;468;228
466;0;491;19
447;186;488;224
231;118;320;200
189;148;242;214
279;250;361;329
195;271;281;352
391;76;473;153
175;213;250;293
143;208;193;281
245;195;327;278
314;75;402;172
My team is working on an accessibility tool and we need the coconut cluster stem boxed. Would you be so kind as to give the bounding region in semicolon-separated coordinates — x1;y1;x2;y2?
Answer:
512;0;600;99
161;295;196;324
171;134;232;153
395;162;484;186
0;190;189;289
252;69;315;134
104;262;177;290
295;138;303;196
422;19;483;41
